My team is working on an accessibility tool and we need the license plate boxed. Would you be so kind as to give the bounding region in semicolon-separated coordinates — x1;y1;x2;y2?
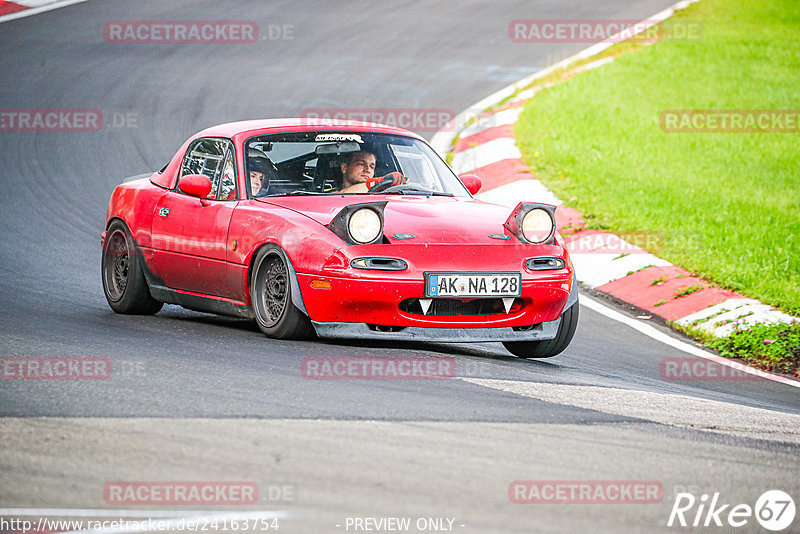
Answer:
425;272;521;298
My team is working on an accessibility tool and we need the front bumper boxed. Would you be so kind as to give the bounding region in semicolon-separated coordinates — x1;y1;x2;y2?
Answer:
297;272;572;328
312;316;562;342
304;274;579;342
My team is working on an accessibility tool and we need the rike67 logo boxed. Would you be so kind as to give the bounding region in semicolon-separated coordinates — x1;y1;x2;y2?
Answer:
668;490;795;531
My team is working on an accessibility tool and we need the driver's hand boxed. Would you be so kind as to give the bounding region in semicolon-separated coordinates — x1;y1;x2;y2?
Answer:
366;172;408;192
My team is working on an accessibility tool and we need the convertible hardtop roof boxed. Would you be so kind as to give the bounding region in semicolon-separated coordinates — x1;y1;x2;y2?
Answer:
194;118;427;141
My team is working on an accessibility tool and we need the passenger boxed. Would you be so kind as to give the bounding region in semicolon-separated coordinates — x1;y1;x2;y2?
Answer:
248;156;273;197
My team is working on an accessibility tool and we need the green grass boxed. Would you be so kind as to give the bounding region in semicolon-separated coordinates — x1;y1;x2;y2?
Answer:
515;0;800;316
673;284;704;298
677;321;800;376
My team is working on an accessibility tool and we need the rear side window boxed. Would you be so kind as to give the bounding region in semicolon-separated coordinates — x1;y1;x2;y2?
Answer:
178;138;237;200
219;150;237;200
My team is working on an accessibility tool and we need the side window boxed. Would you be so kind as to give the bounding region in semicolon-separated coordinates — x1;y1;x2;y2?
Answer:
178;138;228;199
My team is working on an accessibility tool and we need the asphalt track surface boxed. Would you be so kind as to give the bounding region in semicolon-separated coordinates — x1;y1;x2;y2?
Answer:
0;1;798;533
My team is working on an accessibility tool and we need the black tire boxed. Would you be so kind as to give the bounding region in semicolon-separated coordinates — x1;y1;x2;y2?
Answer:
250;245;314;339
101;220;163;315
503;300;579;359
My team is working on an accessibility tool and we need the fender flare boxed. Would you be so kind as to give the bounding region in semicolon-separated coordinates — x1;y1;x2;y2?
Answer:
564;276;579;311
248;243;308;316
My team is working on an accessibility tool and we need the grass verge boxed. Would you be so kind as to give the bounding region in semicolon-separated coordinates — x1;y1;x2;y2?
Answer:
677;322;800;377
513;0;800;372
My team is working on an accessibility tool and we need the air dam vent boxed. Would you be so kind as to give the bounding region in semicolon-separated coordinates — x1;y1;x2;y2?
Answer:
400;298;523;316
526;257;565;271
351;257;408;271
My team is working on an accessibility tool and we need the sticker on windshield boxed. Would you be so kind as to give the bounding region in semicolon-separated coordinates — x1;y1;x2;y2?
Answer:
315;133;363;143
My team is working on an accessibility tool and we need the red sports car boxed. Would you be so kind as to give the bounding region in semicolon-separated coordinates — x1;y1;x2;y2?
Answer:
101;119;578;358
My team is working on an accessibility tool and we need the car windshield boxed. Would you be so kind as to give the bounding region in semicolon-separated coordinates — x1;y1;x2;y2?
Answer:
245;131;470;198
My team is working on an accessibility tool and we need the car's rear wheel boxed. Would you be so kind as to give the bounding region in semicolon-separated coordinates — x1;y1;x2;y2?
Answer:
503;301;579;359
101;220;163;315
250;245;313;339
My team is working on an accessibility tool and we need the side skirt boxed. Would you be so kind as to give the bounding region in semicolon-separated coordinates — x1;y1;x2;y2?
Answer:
149;286;255;319
137;246;254;319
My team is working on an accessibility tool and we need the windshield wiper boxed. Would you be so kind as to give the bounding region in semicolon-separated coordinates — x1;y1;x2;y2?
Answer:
384;187;453;197
255;190;324;197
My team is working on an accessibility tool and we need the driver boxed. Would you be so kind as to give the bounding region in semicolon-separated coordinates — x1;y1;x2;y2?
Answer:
339;149;409;193
339;150;376;193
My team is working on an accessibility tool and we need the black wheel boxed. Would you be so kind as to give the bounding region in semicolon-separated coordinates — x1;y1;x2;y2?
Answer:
250;245;314;339
503;300;579;359
101;220;162;315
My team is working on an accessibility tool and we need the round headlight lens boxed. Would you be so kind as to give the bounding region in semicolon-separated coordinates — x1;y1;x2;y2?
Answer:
348;208;382;244
522;209;553;243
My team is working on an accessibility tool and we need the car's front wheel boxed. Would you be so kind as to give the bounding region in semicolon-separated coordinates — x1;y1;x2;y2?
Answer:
101;220;163;315
503;301;579;359
250;245;314;339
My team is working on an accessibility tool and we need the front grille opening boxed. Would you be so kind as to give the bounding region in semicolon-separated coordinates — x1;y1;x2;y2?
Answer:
399;298;524;316
512;323;542;332
367;324;407;333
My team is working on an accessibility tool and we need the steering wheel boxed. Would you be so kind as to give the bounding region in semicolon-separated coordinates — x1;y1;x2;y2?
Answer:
366;172;409;193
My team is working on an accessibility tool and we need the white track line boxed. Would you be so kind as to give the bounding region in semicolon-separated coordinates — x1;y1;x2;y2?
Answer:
0;0;92;24
580;295;799;388
432;0;798;390
459;379;800;442
450;137;521;174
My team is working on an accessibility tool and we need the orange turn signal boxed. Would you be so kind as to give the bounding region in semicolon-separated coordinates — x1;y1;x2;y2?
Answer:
310;279;332;289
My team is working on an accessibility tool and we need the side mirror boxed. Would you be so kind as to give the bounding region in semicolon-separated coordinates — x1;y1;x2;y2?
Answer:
459;174;482;195
178;174;213;198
